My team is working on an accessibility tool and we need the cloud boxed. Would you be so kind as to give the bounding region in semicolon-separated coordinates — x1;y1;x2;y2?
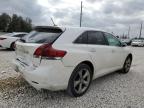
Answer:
86;0;104;3
102;0;144;15
0;0;144;37
0;0;46;25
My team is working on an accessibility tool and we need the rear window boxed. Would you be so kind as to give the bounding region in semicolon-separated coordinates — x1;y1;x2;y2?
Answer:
21;28;63;43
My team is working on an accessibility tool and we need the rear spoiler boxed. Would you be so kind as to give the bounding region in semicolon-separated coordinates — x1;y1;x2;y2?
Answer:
34;26;63;33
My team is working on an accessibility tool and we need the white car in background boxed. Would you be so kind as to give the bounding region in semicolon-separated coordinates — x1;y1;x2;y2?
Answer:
0;32;28;50
13;26;132;97
131;38;144;47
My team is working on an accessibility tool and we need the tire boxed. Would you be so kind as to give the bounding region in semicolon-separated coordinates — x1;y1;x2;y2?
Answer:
10;42;15;51
121;57;132;73
67;63;93;97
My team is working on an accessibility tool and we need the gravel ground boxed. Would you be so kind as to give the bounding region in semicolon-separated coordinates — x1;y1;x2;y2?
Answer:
0;47;144;108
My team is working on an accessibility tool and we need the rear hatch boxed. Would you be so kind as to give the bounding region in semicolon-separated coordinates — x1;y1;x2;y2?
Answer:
15;26;65;67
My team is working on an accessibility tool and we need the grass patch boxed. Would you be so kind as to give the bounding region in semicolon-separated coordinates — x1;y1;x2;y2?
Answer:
0;75;27;92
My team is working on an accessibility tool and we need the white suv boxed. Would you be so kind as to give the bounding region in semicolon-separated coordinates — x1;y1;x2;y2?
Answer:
13;26;132;97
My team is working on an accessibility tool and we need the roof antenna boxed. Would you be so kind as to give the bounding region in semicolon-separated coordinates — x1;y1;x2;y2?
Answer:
51;17;57;26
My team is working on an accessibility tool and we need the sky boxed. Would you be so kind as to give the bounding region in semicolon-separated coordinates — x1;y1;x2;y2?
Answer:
0;0;144;38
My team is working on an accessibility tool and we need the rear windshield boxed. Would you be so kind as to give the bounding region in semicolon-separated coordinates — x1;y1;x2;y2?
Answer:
21;30;62;43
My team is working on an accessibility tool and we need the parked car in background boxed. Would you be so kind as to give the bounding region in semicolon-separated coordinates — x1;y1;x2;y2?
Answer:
13;26;132;97
120;38;142;46
121;39;130;45
131;38;144;47
0;32;28;50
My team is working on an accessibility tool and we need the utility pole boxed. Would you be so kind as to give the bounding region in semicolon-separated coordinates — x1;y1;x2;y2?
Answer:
139;22;143;38
127;26;130;39
80;1;83;27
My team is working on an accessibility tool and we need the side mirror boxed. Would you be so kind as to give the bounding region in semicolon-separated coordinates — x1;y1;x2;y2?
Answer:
121;42;127;47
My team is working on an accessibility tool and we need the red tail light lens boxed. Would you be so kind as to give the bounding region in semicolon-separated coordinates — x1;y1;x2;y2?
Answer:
0;38;6;40
34;44;67;58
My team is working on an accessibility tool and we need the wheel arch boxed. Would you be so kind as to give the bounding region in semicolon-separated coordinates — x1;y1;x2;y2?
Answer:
10;41;15;50
79;60;94;77
67;60;94;97
127;53;133;60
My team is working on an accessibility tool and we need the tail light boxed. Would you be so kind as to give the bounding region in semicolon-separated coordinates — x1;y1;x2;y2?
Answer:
34;44;67;59
0;38;6;40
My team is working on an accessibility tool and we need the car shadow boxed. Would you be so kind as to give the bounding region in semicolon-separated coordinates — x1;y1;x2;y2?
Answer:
0;48;14;52
34;71;122;95
1;70;137;107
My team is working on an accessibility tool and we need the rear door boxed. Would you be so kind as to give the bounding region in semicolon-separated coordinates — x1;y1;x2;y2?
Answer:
87;31;113;76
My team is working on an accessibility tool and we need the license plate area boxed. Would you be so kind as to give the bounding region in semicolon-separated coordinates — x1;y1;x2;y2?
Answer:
16;49;31;66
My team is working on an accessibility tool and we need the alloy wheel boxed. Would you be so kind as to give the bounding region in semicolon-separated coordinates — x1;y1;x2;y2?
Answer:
124;58;131;73
74;68;91;94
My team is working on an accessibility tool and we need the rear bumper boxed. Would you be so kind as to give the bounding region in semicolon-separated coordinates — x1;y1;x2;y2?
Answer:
13;59;74;91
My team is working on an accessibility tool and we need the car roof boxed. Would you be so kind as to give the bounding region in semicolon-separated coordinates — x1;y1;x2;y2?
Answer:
34;26;102;32
40;26;106;44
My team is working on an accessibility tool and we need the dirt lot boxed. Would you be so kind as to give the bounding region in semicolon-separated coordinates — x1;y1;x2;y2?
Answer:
0;47;144;108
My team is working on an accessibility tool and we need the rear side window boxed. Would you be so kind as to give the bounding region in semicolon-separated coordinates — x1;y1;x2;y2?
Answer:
88;31;107;45
74;32;88;44
21;28;62;43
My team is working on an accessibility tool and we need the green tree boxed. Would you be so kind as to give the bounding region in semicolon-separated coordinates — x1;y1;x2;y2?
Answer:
0;13;11;32
7;14;20;32
7;14;32;32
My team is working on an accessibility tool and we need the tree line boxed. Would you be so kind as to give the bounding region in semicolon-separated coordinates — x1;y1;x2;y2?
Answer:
0;13;32;32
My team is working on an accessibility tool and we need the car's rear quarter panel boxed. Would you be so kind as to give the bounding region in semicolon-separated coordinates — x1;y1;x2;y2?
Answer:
54;44;93;67
53;28;93;67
